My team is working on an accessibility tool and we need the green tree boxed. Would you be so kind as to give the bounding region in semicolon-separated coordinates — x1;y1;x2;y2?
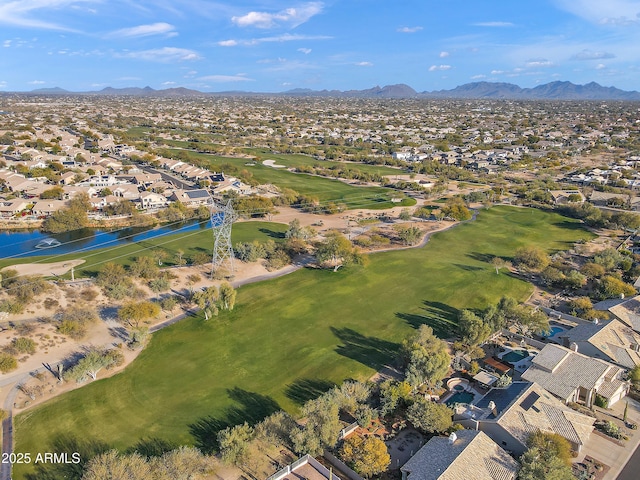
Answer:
192;286;219;320
491;256;511;274
96;262;135;299
379;380;412;416
406;398;453;433
401;325;450;390
458;309;492;346
395;225;422;245
441;197;472;221
599;275;636;299
514;246;551;271
40;186;64;199
315;232;364;267
518;432;573;480
118;301;161;328
42;193;90;233
217;422;254;467
129;256;159;279
0;352;17;373
218;282;237;311
64;348;121;383
340;434;390;478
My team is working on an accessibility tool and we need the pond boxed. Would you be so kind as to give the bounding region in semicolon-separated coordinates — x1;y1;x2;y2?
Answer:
0;218;211;260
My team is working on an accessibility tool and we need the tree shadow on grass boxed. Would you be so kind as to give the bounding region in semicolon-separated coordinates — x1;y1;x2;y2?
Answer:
396;300;459;338
330;327;401;370
189;388;281;454
285;378;337;406
258;227;286;239
128;437;179;457
466;252;497;264
453;263;484;272
25;434;110;480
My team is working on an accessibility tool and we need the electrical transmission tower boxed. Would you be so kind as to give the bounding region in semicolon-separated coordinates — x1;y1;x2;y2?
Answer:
210;198;236;276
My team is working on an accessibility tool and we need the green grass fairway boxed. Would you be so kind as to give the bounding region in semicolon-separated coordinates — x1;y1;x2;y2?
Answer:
166;149;409;210
0;221;288;277
12;207;594;479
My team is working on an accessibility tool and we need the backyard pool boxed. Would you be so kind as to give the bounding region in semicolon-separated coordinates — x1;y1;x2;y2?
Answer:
502;349;530;363
543;326;566;337
445;392;475;406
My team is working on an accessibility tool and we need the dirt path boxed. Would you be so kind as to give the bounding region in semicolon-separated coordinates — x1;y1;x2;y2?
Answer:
1;259;85;277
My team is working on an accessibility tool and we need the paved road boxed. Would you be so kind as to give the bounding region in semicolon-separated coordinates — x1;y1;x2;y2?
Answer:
141;165;195;190
617;442;640;480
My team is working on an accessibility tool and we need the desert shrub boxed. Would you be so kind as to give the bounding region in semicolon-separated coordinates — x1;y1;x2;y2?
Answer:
79;288;99;302
0;352;17;373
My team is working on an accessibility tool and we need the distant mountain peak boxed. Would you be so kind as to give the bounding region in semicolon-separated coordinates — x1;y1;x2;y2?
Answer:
19;80;640;100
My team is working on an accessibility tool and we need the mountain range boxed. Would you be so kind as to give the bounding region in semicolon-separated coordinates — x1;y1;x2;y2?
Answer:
20;81;640;101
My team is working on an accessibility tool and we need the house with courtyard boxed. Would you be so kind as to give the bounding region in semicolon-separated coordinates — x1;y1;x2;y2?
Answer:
169;188;212;206
454;381;594;455
32;199;68;217
400;430;519;480
521;344;629;408
555;319;640;369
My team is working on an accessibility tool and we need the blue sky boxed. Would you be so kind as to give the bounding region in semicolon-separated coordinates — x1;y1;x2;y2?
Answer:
1;0;639;92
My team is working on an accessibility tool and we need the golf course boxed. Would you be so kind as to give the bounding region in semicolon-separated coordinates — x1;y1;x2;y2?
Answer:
12;206;594;479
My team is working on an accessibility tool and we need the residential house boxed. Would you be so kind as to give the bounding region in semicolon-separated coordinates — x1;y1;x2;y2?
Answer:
555;319;640;369
608;295;640;333
549;190;585;205
455;381;595;455
131;173;162;187
139;191;169;209
59;171;77;185
212;178;254;196
0;199;31;217
32;200;67;217
169;189;212;206
521;344;628;408
111;184;141;200
400;430;519;480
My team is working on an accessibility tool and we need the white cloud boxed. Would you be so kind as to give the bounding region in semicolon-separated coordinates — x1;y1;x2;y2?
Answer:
3;40;11;48
596;63;607;69
28;80;45;84
232;2;323;29
571;49;616;60
439;51;449;58
429;64;452;71
118;47;201;62
199;74;254;82
525;58;554;67
0;0;90;31
554;0;640;26
397;26;422;33
473;21;515;27
491;70;505;75
220;33;331;46
107;23;177;39
162;81;176;85
471;74;487;79
298;47;312;54
355;61;373;67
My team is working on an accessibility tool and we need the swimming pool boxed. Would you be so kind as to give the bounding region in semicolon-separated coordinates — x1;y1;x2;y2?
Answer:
445;392;475;406
502;349;530;363
543;326;565;337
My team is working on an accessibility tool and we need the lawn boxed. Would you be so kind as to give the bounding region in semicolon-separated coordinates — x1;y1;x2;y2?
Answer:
12;206;594;479
0;221;288;278
165;149;412;210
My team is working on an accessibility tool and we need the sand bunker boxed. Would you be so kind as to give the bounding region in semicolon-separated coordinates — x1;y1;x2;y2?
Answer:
3;259;86;277
263;159;286;168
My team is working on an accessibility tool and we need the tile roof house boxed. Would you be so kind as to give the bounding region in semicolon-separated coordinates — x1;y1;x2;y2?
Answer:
608;295;640;333
555;319;640;369
400;430;519;480
454;382;594;455
169;189;212;206
0;199;31;217
521;344;628;408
